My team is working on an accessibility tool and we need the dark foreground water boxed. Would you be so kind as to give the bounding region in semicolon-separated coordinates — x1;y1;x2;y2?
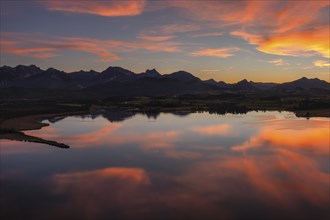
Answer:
1;111;329;220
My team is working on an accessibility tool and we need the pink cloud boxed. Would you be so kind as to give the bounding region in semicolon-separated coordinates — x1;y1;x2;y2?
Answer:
43;0;146;17
190;47;239;58
1;32;181;61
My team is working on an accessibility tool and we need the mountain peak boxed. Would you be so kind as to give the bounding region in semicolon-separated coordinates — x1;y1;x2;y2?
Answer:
103;66;125;72
274;76;329;90
145;68;160;74
235;79;258;90
204;79;219;86
206;79;217;83
146;68;157;72
140;68;161;78
167;71;199;82
15;64;41;70
102;66;134;75
46;67;60;72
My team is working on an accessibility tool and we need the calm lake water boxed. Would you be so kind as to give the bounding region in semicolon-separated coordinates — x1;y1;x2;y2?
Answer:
1;111;329;220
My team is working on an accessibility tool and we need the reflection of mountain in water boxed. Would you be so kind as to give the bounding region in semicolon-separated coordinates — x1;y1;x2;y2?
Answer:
87;109;248;123
100;111;136;122
48;116;66;123
144;112;161;120
86;110;161;122
172;111;192;117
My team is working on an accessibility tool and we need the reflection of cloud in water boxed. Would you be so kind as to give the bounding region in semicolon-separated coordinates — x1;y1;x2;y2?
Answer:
4;112;328;219
51;168;148;219
53;167;150;186
52;167;151;219
232;124;329;155
31;121;182;150
191;124;231;136
50;148;329;219
175;149;329;217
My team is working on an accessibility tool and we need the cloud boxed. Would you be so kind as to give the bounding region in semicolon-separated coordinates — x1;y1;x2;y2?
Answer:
54;167;150;186
190;47;239;58
43;0;146;17
169;1;329;58
268;59;288;66
141;131;180;149
191;124;231;136
191;32;223;38
147;23;202;35
1;33;120;61
1;32;181;61
168;0;248;24
231;25;329;58
313;60;330;68
231;123;329;155
137;34;175;42
52;167;151;218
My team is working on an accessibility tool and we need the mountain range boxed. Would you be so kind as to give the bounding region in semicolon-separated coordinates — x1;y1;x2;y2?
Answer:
0;65;329;99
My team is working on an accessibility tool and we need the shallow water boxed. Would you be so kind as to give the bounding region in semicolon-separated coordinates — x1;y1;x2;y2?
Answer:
1;111;329;219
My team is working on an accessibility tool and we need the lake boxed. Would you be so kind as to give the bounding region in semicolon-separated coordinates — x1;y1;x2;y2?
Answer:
1;111;329;220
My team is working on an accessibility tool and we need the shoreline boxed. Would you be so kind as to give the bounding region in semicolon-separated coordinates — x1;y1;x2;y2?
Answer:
1;108;329;133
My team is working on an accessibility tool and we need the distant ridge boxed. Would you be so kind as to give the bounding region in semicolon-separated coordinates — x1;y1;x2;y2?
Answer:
273;77;330;90
0;65;329;99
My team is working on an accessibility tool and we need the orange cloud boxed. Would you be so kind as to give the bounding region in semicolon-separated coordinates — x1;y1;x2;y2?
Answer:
313;60;330;68
43;0;146;17
169;1;329;58
190;47;239;58
191;124;231;136
232;25;330;58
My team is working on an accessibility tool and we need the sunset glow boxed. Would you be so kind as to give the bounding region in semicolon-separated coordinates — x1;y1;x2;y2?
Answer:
1;0;329;82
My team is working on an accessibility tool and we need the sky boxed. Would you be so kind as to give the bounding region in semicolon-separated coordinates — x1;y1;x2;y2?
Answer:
1;0;329;83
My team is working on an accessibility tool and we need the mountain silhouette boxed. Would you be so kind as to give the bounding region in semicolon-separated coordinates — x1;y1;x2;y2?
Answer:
0;65;329;99
274;77;330;90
